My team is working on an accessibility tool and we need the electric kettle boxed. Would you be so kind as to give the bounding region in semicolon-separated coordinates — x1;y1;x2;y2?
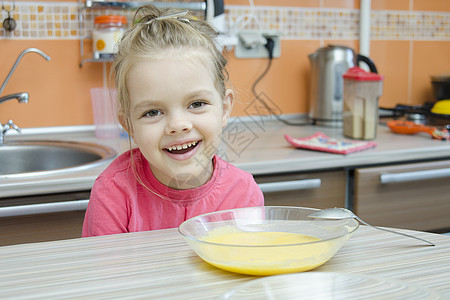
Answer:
308;45;378;127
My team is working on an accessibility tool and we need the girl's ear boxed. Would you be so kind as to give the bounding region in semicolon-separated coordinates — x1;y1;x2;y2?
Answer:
222;89;234;128
118;112;133;138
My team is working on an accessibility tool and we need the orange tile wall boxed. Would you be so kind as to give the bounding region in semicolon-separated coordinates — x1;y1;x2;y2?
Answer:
0;0;449;128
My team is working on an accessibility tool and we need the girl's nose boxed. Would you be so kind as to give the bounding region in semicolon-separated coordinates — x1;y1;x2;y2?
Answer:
165;113;192;135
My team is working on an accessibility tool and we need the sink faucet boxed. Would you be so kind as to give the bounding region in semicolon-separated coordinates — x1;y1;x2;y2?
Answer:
0;92;29;104
0;47;51;96
0;120;21;144
0;48;51;144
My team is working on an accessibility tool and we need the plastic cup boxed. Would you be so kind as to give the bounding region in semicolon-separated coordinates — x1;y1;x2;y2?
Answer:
90;88;120;138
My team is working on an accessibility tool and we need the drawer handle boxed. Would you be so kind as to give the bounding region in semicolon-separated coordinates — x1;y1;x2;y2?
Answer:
380;168;450;184
258;179;321;193
0;199;89;218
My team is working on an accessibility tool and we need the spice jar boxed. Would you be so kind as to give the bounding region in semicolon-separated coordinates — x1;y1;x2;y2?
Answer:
93;15;127;59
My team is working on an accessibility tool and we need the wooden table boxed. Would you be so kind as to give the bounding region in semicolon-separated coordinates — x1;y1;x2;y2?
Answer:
1;226;449;299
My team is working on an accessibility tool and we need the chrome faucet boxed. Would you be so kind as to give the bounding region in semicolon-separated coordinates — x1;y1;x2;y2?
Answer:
0;48;51;144
0;47;51;96
0;92;29;104
0;120;21;144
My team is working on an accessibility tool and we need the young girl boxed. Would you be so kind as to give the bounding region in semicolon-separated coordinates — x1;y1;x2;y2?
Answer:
82;5;264;237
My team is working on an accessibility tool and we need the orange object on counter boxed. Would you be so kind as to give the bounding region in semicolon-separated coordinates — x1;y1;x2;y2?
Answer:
387;120;449;140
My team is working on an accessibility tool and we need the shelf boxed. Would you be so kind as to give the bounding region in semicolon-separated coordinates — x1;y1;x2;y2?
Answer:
78;0;209;67
85;1;206;11
79;57;114;67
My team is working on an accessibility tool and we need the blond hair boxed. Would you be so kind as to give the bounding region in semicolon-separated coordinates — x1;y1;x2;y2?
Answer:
113;4;228;130
112;5;230;195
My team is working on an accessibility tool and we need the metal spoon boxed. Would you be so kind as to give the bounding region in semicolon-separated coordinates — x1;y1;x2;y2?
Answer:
308;208;435;246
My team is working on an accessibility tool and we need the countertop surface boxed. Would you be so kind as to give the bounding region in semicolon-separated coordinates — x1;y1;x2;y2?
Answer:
0;226;449;299
1;119;449;198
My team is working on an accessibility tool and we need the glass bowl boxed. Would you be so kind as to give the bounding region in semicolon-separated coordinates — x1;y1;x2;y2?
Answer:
178;206;359;276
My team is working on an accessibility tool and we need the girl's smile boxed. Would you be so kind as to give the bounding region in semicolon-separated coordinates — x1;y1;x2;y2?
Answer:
163;140;201;161
125;49;233;189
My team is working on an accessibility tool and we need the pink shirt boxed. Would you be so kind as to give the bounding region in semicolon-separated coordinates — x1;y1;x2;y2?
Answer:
82;148;264;237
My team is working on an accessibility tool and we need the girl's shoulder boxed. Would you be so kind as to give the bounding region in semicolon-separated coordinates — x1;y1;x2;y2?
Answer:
99;148;142;179
212;155;264;206
214;155;254;182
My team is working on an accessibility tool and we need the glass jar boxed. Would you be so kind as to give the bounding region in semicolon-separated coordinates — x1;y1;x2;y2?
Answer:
93;15;128;59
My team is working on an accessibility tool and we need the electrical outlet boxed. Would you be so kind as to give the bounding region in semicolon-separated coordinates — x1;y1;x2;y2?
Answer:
235;30;281;59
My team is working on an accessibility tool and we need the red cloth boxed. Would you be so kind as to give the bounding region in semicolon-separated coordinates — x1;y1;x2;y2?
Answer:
82;148;264;237
285;133;376;154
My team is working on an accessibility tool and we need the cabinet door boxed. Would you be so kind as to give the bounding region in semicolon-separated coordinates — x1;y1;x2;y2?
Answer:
354;160;450;231
255;170;346;209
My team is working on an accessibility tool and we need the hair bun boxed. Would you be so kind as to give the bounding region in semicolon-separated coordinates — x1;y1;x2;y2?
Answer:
134;5;191;26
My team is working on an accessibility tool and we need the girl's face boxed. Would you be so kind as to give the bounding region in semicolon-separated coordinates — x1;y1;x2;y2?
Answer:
124;50;233;189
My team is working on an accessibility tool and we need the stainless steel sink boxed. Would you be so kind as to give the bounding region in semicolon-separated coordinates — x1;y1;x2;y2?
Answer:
0;140;117;176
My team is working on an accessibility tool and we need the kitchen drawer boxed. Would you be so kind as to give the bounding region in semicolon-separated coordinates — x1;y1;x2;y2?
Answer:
354;160;450;231
0;211;86;246
255;170;346;209
0;191;89;246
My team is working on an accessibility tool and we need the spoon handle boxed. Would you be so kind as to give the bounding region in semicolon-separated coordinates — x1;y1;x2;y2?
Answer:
355;216;435;246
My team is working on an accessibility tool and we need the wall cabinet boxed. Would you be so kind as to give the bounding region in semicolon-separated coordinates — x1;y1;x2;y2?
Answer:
353;160;450;232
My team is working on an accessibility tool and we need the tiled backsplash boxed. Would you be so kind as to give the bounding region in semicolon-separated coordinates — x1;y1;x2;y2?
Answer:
1;2;449;41
1;2;79;39
227;6;450;40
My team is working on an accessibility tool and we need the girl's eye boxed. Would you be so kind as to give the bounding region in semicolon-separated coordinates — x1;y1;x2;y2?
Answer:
189;101;206;109
143;109;162;118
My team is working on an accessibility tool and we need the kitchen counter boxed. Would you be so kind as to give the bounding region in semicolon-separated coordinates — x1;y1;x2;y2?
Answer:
0;225;449;298
1;119;449;198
